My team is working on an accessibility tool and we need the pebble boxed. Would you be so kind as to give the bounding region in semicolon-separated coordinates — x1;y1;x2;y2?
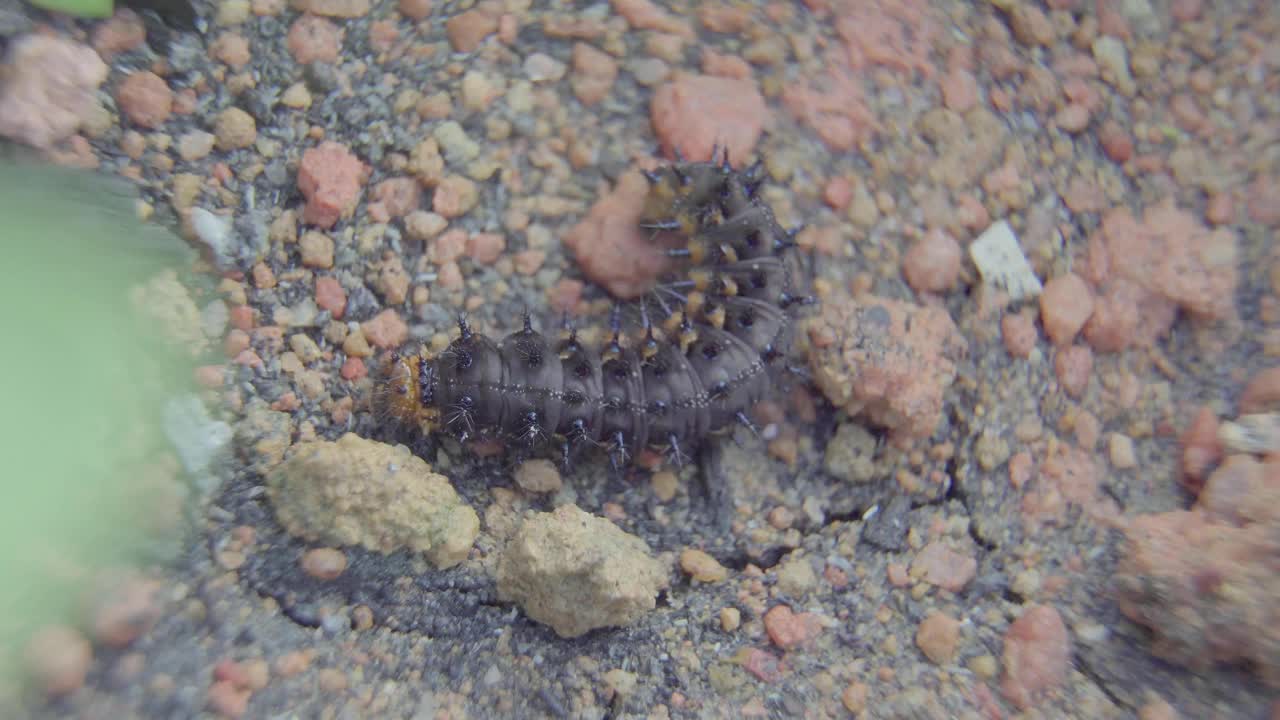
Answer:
361;309;408;348
1055;103;1091;133
301;547;348;580
432;175;479;218
299;230;335;268
210;32;251;68
398;0;430;19
514;458;562;493
433;121;480;165
909;542;976;592
650;73;766;163
1039;273;1094;346
523;53;567;83
496;505;665;638
214;107;256;150
177;130;216;161
570;42;618;106
1054;344;1093;399
269;434;478;567
762;605;822;650
0;35;108;149
446;8;497;52
90;575;163;648
297;141;365;229
720;607;741;632
287;15;343;64
1108;432;1137;469
915;611;961;665
1001;604;1071;710
902;228;961;293
24;625;92;697
116;71;172;128
314;275;346;318
679;548;728;583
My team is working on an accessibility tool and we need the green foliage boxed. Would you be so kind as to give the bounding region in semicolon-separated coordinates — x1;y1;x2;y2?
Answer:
26;0;114;18
0;156;196;664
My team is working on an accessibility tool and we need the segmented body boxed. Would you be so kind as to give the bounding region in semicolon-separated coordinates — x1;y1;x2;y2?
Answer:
382;152;806;470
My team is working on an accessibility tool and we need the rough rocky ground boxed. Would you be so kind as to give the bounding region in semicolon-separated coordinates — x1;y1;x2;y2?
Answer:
2;0;1279;718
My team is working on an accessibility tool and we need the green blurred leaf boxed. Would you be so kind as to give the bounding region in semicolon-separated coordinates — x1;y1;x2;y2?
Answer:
26;0;114;18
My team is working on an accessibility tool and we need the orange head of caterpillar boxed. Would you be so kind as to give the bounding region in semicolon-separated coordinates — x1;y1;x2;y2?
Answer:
380;349;441;433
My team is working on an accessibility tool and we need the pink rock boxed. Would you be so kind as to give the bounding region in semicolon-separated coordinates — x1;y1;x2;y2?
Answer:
902;228;961;294
1001;605;1070;710
571;42;619;106
564;169;671;299
910;541;976;592
1083;201;1238;352
940;67;978;113
1054;344;1093;398
651;74;767;164
467;232;505;264
361;309;408;348
446;8;497;52
763;605;823;650
340;357;366;381
287;15;343;65
612;0;694;38
1039;273;1094;346
210;32;252;69
1001;312;1038;358
92;9;147;59
1097;120;1133;164
429;228;468;265
24;625;92;697
372;177;420;218
807;294;966;441
315;276;346;319
823;177;853;210
297;141;365;229
116;70;173;129
0;35;108;149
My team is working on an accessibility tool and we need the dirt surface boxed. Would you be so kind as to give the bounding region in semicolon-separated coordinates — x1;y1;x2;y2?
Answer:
2;0;1280;718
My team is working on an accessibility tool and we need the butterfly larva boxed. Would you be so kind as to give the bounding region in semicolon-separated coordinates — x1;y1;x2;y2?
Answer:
381;150;808;471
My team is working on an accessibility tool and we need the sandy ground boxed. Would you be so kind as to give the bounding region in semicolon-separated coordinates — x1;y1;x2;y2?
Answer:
1;0;1279;717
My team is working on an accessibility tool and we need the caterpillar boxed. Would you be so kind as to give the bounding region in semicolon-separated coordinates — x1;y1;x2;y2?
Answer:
380;150;809;472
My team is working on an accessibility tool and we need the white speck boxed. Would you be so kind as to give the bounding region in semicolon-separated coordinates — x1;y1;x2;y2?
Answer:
969;220;1043;301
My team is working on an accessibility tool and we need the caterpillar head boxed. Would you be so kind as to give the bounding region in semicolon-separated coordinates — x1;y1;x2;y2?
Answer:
381;349;440;433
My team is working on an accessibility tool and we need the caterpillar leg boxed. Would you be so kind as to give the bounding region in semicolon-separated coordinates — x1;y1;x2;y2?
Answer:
696;441;735;534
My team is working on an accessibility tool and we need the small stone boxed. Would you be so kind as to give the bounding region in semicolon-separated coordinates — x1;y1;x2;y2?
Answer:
409;207;455;240
679;548;728;583
720;607;741;632
1108;433;1136;469
651;470;677;501
1010;4;1054;47
361;309;408;348
0;35;108;149
268;434;479;568
297;141;365;229
842;682;869;714
1055;103;1091;134
214;107;256;150
24;625;92;697
116;71;172;128
496;505;666;638
299;231;335;269
514;459;562;493
210;32;251;68
910;542;977;592
763;605;822;650
916;611;961;665
314;276;346;318
775;553;817;597
1039;273;1094;346
1001;605;1071;711
177;130;216;161
524;52;567;83
902;228;961;293
432;175;479;218
1054;344;1093;398
287;15;343;64
571;42;618;106
301;548;348;580
446;8;497;52
651;73;766;163
399;0;430;19
280;82;312;109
